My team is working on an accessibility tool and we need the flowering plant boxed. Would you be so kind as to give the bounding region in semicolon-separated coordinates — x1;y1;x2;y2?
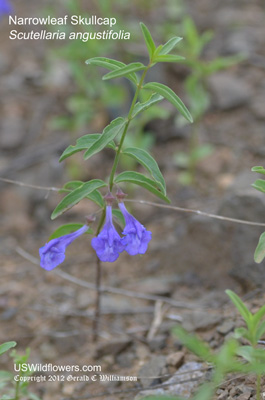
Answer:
40;23;193;270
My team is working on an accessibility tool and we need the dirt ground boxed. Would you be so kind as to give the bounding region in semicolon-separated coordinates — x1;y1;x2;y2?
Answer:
1;0;265;399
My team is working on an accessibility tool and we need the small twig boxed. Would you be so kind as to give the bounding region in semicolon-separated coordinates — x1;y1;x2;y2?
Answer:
0;177;60;192
125;199;265;227
147;300;169;341
16;247;194;309
2;177;265;227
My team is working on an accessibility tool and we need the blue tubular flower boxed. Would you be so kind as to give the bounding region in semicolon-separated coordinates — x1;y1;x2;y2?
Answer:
0;0;12;18
91;205;125;262
119;202;152;255
39;225;88;271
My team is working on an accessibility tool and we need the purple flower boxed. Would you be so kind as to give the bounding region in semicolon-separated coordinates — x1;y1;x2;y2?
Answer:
0;0;12;18
39;225;88;271
91;205;125;262
119;202;152;256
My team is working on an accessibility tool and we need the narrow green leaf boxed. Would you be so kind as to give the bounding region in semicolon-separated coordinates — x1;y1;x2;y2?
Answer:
102;62;145;81
62;182;104;208
173;326;212;361
140;22;156;59
85;57;137;84
253;304;265;324
60;134;115;162
234;327;250;341
255;320;265;342
237;345;254;363
205;55;245;75
0;371;13;381
159;36;183;55
225;290;252;323
86;190;105;208
51;179;107;219
252;166;265;176
0;342;16;356
114;171;170;203
143;82;193;123
153;44;163;56
193;383;215;400
84;117;126;160
112;209;125;228
131;93;164;119
63;181;84;191
254;232;265;264
122;147;166;193
49;224;93;240
153;54;185;63
252;179;265;194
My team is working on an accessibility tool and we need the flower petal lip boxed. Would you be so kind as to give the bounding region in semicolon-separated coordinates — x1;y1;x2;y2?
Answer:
119;202;152;255
91;205;125;262
39;225;88;271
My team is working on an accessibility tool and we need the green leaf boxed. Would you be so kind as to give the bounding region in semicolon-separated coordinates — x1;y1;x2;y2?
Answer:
193;383;215;400
234;327;251;341
85;57;137;84
114;171;170;203
173;326;212;361
254;232;265;264
255;320;265;342
253;304;265;324
51;179;107;219
252;179;265;193
84;117;126;160
122;147;166;193
62;182;105;208
62;181;84;191
0;342;16;356
252;166;265;176
0;371;13;381
205;55;245;75
153;54;185;63
143;82;193;123
225;290;252;324
131;93;164;119
49;223;93;240
102;62;145;81
86;190;105;208
112;209;125;228
59;134;116;162
159;36;183;55
237;345;255;363
140;22;156;59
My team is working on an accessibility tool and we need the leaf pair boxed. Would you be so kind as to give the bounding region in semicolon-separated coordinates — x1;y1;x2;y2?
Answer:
140;22;183;63
226;290;265;345
60;117;125;162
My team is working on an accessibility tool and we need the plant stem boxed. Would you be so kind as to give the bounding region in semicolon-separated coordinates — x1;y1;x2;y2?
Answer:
92;209;106;342
92;62;151;340
108;64;150;191
14;377;20;400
